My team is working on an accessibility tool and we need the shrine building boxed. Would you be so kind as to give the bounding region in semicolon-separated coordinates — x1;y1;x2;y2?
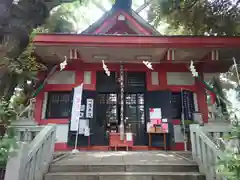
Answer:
32;0;240;151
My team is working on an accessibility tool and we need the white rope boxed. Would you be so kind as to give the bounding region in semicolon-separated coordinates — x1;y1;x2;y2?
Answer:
143;61;153;70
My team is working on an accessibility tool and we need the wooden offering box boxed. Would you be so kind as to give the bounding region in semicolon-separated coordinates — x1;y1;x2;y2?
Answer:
109;132;134;151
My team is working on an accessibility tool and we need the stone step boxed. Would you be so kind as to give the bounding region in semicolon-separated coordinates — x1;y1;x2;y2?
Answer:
49;164;199;173
44;172;205;180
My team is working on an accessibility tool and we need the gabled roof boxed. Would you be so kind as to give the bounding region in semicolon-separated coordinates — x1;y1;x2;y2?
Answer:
81;8;160;35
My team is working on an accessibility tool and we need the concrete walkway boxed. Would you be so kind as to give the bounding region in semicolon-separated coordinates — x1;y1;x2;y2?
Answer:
53;151;195;165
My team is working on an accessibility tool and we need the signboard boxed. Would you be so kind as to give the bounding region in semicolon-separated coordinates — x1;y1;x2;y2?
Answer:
86;99;94;118
126;133;133;141
182;90;195;120
161;123;169;133
70;83;83;131
149;108;162;120
84;127;90;136
78;119;89;134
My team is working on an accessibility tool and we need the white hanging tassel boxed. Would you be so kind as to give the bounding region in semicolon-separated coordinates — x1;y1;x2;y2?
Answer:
143;61;153;70
189;60;198;77
102;60;110;76
60;56;68;71
13;0;20;4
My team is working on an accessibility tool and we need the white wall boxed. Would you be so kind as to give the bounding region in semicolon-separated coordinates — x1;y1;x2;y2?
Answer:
173;125;184;143
204;73;219;81
55;124;69;143
47;71;75;84
167;72;195;85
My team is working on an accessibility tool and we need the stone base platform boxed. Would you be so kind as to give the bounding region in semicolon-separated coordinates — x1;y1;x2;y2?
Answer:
45;151;205;180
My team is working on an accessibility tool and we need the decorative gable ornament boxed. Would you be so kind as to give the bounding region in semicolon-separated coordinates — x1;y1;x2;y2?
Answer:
102;60;110;76
113;32;129;35
117;14;126;21
60;56;68;71
143;61;153;70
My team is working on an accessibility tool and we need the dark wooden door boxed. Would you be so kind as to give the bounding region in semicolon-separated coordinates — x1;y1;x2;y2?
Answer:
92;93;118;145
125;93;146;145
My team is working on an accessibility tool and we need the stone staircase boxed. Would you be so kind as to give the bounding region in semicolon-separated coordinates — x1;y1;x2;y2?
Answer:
44;151;205;180
4;124;229;180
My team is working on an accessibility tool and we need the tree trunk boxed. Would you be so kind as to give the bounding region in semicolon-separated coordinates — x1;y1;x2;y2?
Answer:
0;0;79;100
0;124;6;137
0;72;18;101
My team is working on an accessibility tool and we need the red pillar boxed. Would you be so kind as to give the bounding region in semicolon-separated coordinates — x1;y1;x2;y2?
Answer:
195;66;209;123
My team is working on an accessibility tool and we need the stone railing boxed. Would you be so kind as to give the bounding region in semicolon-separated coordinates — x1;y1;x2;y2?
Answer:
13;125;43;142
11;117;43;142
200;123;232;150
202;123;232;139
190;124;231;180
4;124;56;180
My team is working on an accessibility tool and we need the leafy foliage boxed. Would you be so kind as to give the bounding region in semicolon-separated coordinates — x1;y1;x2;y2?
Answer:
0;98;17;126
40;0;91;33
0;127;18;168
0;29;47;101
42;5;77;33
217;121;240;180
149;0;240;35
212;77;229;115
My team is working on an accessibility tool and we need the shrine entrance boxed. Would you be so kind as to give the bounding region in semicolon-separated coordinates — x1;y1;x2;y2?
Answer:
94;71;147;146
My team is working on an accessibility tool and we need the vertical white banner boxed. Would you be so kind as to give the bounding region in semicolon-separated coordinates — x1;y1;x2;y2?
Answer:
70;83;83;131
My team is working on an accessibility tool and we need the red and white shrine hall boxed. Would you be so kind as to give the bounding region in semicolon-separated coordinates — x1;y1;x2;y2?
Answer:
32;1;240;151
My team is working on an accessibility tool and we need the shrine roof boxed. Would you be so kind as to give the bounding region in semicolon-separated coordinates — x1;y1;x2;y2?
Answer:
32;33;240;73
80;8;160;35
33;34;240;48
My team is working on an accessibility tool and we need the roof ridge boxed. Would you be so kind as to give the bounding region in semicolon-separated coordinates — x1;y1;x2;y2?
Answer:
81;8;160;35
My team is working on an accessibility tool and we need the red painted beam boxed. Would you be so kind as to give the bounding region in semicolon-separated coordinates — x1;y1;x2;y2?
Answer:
33;34;240;48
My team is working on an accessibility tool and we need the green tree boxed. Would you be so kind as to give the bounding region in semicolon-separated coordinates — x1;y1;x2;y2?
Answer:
42;1;89;33
148;0;240;35
0;0;89;100
148;1;240;118
217;119;240;180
